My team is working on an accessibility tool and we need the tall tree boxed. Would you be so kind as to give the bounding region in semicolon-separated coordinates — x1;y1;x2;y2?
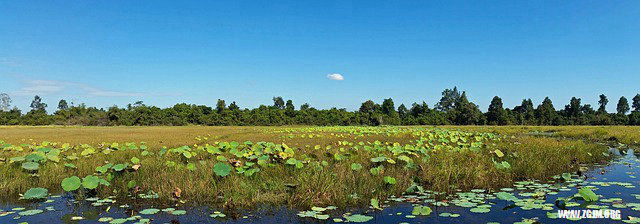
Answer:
285;100;295;117
487;96;507;125
272;96;285;109
228;101;239;111
57;99;69;111
300;103;310;111
30;95;48;112
565;97;582;117
0;93;11;111
582;104;595;115
617;96;630;115
452;92;484;125
535;97;556;125
359;100;376;113
632;94;640;112
436;87;461;112
381;98;396;116
216;99;226;113
514;99;535;124
397;104;408;119
598;94;608;114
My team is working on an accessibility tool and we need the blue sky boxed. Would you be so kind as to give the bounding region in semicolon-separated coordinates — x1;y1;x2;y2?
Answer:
1;0;639;112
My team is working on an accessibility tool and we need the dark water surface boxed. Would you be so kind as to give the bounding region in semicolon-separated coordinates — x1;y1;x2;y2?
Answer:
2;148;640;224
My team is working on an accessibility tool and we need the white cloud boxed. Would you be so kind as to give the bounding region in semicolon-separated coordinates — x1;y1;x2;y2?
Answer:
327;73;344;81
12;79;143;97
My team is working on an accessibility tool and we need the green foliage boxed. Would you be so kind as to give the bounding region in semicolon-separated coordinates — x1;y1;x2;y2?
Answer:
411;205;432;216
23;187;48;200
344;214;373;223
128;180;137;189
139;208;160;215
578;187;598;202
370;198;381;210
214;162;232;177
21;161;39;171
618;96;630;115
112;164;126;171
383;176;397;185
350;163;362;171
561;173;571;181
369;165;384;175
61;176;81;191
4;90;640;126
82;175;100;189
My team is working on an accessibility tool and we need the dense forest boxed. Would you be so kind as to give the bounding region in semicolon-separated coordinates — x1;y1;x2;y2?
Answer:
1;87;640;126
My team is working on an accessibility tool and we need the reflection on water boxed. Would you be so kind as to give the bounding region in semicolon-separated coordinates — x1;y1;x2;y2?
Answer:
2;148;639;224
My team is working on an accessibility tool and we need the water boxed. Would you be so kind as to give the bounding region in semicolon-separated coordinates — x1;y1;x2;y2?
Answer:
2;148;640;224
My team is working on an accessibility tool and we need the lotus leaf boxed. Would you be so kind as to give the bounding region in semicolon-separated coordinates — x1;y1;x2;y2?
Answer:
344;214;373;223
21;161;39;171
61;176;81;191
411;206;432;216
18;209;43;216
139;208;159;215
82;175;100;189
384;176;396;185
112;164;126;171
371;198;381;210
23;188;48;200
214;162;232;177
578;187;598;202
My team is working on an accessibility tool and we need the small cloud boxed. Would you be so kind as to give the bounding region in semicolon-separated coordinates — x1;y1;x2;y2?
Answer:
327;73;344;81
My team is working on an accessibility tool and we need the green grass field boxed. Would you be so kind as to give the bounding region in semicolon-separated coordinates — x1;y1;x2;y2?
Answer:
0;126;633;208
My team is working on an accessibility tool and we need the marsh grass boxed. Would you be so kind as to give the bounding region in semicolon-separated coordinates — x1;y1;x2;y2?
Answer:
0;126;617;208
444;125;640;146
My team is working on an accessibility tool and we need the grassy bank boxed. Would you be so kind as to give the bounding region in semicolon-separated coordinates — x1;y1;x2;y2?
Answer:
0;126;618;208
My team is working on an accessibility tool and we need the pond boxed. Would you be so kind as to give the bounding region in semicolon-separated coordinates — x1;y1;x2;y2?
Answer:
2;148;639;224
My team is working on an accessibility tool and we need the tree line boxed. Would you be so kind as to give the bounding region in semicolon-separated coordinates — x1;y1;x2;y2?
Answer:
1;87;640;126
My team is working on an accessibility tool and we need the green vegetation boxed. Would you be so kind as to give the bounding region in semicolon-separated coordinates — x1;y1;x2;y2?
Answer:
2;89;640;126
0;125;615;209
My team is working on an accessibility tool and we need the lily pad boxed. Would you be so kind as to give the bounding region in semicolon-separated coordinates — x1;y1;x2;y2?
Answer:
344;214;373;223
23;188;48;200
139;208;160;215
411;206;432;216
109;218;127;224
561;173;572;181
470;207;491;213
209;211;226;218
61;176;81;191
82;175;100;189
383;176;396;185
18;209;43;216
112;164;126;171
169;210;186;215
21;162;40;171
371;198;381;210
214;162;232;177
578;187;598;202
